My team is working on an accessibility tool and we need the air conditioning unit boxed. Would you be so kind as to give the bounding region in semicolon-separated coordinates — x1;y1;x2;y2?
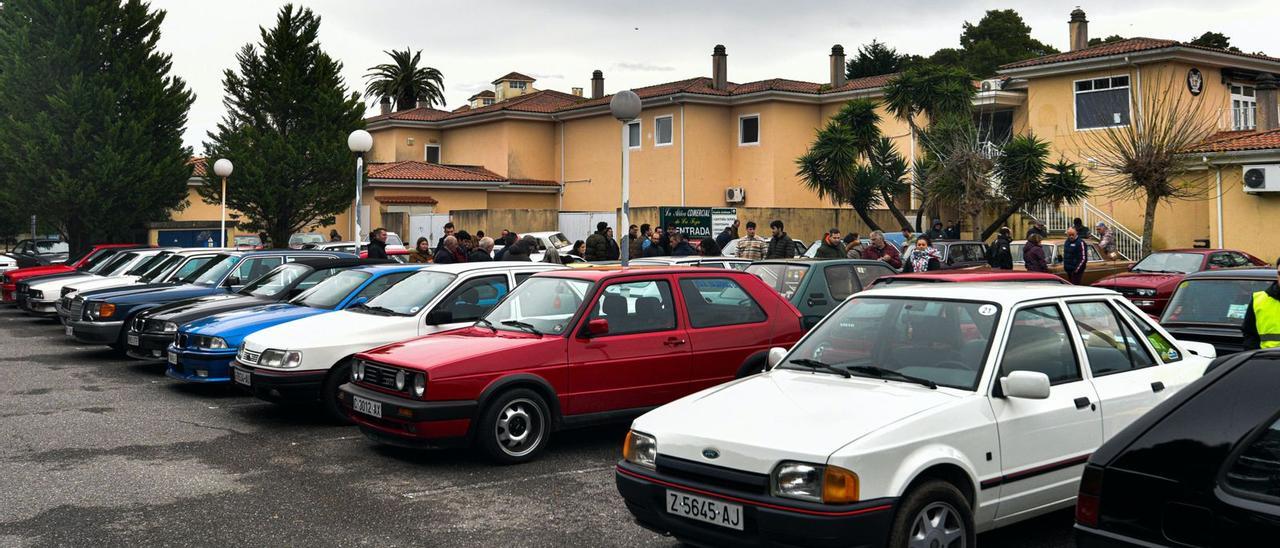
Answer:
979;78;1005;92
725;187;746;203
1242;164;1280;194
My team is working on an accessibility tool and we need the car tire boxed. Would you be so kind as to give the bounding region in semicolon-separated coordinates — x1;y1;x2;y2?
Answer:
887;480;974;548
321;361;354;425
476;388;551;465
735;351;767;378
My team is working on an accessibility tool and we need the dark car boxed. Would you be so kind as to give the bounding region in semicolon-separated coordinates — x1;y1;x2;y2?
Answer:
9;238;69;268
1075;349;1280;547
744;259;897;329
1093;248;1268;315
1158;267;1277;356
898;239;990;269
64;250;353;350
124;258;387;361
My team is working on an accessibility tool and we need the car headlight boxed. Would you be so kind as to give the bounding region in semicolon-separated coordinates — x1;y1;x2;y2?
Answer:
772;461;859;504
1135;288;1156;297
88;302;116;320
351;361;363;382
622;430;657;470
162;321;178;333
413;372;426;398
394;369;407;390
200;336;228;350
259;349;302;368
61;286;75;297
30;289;43;299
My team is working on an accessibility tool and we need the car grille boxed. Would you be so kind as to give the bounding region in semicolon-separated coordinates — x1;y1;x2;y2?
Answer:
68;297;85;320
131;316;146;333
143;318;168;334
237;346;261;365
654;455;770;496
361;361;406;392
1114;287;1140;296
176;333;188;348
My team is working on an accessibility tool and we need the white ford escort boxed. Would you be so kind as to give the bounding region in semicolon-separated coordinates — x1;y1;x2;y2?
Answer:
231;261;564;421
616;283;1215;548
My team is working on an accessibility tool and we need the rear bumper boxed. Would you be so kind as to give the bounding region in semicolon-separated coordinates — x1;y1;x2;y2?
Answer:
68;320;124;344
1074;523;1160;547
615;461;896;548
165;346;236;383
231;362;327;402
340;383;475;448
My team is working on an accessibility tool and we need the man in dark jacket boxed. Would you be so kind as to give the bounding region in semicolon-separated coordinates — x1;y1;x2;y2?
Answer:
1025;221;1048;240
503;235;536;261
926;220;946;241
585;222;611;261
987;227;1014;270
494;233;516;260
1241;262;1280;350
944;222;960;240
642;231;666;257
815;228;845;259
1071;218;1091;241
433;236;466;264
670;232;697;256
764;220;795;259
435;222;456;253
622;225;642;260
468;237;494;262
367;228;389;260
1062;227;1088;285
1023;234;1049;273
715;224;736;251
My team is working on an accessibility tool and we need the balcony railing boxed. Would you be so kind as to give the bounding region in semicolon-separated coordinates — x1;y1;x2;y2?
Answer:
1023;201;1144;260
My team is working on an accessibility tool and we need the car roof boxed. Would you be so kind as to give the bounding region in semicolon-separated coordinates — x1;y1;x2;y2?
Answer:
541;265;752;281
353;263;427;274
287;257;390;269
1183;267;1278;280
862;282;1116;305
172;248;235;255
415;261;565;274
883;271;1066;283
631;257;750;264
749;258;886;266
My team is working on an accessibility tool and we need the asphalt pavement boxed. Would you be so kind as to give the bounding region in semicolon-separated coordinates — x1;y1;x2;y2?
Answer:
0;306;1074;547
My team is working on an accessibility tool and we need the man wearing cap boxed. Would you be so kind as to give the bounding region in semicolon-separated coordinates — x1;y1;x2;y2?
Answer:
1242;261;1280;350
815;228;846;258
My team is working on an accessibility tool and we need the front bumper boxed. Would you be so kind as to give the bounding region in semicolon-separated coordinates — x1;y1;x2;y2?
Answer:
616;461;896;548
339;382;475;449
67;320;124;344
1120;295;1167;314
165;346;236;383
20;297;57;316
125;329;176;360
230;362;327;403
2;284;15;303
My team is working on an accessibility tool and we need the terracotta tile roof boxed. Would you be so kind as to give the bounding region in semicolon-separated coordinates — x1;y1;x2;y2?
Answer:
365;106;454;123
507;179;560;187
377;195;439;205
366;161;505;182
1000;37;1280;70
452;105;471;113
468;90;495;100
188;157;207;177
1187;129;1280;153
445;89;584;119
492;71;536;84
559;73;894;113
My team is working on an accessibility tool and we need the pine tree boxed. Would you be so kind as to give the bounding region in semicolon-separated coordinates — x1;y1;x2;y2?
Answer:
0;0;195;255
200;4;366;247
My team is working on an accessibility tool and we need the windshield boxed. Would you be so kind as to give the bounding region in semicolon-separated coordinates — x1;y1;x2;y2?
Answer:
98;252;139;276
125;253;170;276
190;255;241;286
36;241;68;254
293;270;372;309
66;247;101;267
385;233;404;247
548;233;571;249
139;254;183;282
289;233;325;246
782;297;1000;390
361;271;455;315
1163;279;1273;325
239;263;312;297
170;256;217;283
1133;252;1203;274
745;263;810;300
482;277;592;335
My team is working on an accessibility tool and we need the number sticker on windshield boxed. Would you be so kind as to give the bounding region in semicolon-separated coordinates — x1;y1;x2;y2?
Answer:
978;304;997;316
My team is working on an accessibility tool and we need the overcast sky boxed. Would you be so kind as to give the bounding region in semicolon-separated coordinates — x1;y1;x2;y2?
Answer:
153;0;1273;152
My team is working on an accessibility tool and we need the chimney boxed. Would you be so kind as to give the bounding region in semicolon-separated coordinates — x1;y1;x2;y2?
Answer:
591;70;605;99
1256;73;1279;132
572;87;583;97
712;45;728;90
1069;8;1089;51
379;96;391;115
830;44;847;88
416;99;429;109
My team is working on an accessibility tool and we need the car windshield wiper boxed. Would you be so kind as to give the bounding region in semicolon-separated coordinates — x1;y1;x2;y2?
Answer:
349;303;399;316
475;318;497;332
846;365;938;389
500;320;543;336
787;358;850;378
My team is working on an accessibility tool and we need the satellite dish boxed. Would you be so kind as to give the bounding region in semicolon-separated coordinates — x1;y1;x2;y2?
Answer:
1244;168;1266;189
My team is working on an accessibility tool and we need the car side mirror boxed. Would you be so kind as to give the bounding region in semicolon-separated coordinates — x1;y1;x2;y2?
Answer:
224;276;241;288
766;347;788;370
801;315;822;330
425;309;453;325
345;296;368;309
585;318;609;336
1000;371;1051;399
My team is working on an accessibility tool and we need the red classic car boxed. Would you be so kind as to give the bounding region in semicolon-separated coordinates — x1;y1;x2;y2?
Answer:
1092;248;1267;315
339;267;806;463
1;244;143;303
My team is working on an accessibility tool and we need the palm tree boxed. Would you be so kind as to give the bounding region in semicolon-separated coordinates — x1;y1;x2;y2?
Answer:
364;48;445;111
979;134;1090;240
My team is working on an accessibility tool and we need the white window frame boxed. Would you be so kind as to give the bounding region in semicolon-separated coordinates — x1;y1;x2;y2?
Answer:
510;81;527;90
424;144;441;164
653;114;674;147
738;114;760;146
1230;84;1257;131
482;98;495;106
1072;74;1132;132
627;120;642;149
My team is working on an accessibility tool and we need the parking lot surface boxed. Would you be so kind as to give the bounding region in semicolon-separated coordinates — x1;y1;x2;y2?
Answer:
0;307;1073;547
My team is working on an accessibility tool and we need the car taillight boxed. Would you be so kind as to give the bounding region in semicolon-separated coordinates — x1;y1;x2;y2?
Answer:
1076;464;1103;528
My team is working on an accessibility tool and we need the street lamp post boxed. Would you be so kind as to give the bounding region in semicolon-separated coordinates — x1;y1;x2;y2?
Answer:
347;130;374;245
212;159;233;247
609;90;641;267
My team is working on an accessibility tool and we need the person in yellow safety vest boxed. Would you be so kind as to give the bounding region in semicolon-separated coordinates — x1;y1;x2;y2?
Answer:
1241;261;1280;350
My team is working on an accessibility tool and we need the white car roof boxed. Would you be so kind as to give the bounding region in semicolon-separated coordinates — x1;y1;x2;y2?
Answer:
416;261;565;275
859;282;1118;306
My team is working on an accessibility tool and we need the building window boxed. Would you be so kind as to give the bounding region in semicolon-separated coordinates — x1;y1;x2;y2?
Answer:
627;120;641;149
654;115;673;146
483;98;495;106
424;144;441;164
1074;75;1131;130
510;81;526;90
739;114;760;145
1231;84;1257;130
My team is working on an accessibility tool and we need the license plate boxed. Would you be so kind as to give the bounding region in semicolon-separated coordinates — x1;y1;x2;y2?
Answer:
234;368;251;386
127;334;139;347
352;395;382;418
167;352;178;365
666;489;743;530
64;325;74;337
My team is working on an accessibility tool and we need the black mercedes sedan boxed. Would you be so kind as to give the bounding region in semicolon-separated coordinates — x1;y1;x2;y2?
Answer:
1075;349;1280;547
1159;267;1276;356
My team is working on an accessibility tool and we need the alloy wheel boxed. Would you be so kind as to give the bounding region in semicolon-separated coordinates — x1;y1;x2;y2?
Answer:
494;398;545;457
907;501;966;548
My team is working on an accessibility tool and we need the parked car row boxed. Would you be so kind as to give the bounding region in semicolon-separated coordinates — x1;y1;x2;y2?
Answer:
7;240;1275;546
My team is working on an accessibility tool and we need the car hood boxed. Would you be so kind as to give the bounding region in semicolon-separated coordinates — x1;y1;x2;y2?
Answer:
359;327;561;377
185;303;327;344
95;284;224;306
139;294;267;324
632;370;960;474
29;273;100;292
67;275;141;294
6;265;75;281
1094;271;1184;288
243;310;416;355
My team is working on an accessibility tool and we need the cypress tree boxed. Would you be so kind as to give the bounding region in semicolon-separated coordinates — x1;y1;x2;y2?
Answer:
200;4;366;247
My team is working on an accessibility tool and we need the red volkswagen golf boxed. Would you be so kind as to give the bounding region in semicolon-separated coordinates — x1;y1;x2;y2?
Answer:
339;267;806;463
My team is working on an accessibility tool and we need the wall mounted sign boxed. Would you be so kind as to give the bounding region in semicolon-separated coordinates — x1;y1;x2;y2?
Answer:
1187;68;1204;96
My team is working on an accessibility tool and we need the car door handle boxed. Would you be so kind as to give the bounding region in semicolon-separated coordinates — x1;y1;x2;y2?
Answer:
1151;381;1165;393
663;337;687;347
1074;397;1091;410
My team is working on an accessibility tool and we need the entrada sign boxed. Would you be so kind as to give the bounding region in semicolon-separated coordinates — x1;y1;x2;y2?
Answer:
658;207;737;239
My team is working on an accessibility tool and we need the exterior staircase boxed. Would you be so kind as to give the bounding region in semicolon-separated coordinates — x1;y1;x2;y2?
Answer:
1023;201;1145;260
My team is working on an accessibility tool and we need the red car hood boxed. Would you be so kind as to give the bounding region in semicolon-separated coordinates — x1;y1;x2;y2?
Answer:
4;264;75;282
1094;271;1185;289
356;327;564;379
